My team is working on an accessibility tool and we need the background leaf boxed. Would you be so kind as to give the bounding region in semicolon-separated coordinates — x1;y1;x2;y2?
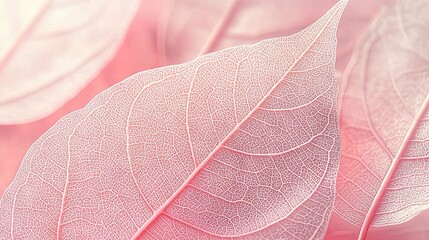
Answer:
332;0;429;238
159;0;390;74
0;0;140;124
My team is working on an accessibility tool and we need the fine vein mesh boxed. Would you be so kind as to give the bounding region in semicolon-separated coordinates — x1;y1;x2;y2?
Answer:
335;0;429;227
0;0;347;239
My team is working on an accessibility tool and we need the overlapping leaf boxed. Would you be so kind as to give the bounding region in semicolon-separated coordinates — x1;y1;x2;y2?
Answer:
334;0;429;238
0;1;347;239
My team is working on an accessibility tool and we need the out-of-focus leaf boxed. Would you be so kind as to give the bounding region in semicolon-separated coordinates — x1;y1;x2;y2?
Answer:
0;1;346;239
0;0;140;124
159;0;390;73
332;0;429;238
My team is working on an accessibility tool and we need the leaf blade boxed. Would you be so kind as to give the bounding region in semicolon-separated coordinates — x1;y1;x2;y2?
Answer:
0;1;347;239
334;0;429;237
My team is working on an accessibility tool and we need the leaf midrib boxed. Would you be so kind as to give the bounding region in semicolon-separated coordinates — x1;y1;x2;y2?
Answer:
129;2;343;238
358;94;429;240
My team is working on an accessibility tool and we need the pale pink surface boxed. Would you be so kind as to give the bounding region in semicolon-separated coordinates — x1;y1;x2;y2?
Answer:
332;0;429;238
160;0;390;73
0;1;346;239
0;0;140;124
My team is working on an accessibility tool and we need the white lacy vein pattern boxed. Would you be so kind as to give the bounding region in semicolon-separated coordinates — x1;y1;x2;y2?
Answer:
0;1;346;239
335;0;429;227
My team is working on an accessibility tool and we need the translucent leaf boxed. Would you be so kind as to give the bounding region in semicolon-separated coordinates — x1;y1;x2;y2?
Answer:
0;1;347;239
334;0;429;238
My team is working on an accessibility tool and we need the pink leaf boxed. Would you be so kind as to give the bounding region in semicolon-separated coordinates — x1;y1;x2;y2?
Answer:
0;1;347;239
333;0;429;238
0;0;140;124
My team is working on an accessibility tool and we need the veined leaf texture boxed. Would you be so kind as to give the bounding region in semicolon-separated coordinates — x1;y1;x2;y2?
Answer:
0;0;391;196
334;0;429;239
0;0;347;239
0;0;140;124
